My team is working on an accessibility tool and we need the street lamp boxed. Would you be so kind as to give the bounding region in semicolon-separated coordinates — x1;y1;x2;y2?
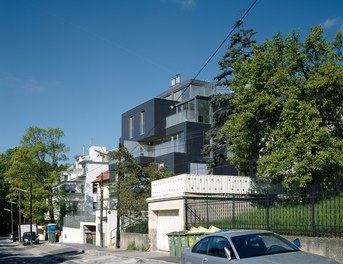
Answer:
6;201;17;234
14;187;27;225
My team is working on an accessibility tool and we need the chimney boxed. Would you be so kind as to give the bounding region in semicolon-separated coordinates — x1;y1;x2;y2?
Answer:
171;74;181;86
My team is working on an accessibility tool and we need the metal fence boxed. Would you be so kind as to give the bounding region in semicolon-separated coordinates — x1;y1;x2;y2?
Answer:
185;183;343;237
63;215;96;228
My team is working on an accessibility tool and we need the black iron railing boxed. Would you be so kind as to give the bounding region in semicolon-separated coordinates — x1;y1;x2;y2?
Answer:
185;183;343;237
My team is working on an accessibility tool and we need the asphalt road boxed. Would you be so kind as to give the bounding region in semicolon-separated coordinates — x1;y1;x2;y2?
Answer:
0;237;180;264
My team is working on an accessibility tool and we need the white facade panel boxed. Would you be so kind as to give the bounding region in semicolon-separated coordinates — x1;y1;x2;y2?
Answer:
151;174;258;197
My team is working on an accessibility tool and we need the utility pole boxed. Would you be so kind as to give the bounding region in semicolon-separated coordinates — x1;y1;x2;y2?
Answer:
116;144;122;249
100;172;104;248
30;182;33;245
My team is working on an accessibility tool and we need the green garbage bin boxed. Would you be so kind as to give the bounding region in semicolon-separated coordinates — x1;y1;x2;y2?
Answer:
180;234;189;252
174;234;181;256
167;232;176;256
48;232;56;242
168;231;189;256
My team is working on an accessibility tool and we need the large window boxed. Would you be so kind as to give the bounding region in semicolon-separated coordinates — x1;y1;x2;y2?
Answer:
190;162;208;174
197;99;210;123
129;116;133;138
140;111;145;135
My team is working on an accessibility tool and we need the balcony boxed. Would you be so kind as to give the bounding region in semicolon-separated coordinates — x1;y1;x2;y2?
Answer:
124;139;186;158
166;111;196;128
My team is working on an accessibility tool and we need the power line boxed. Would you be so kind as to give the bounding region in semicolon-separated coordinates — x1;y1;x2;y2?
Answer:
70;0;259;178
175;0;259;102
192;0;258;82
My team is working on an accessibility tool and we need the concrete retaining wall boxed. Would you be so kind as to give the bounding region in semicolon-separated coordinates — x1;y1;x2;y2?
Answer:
120;232;149;251
285;235;343;263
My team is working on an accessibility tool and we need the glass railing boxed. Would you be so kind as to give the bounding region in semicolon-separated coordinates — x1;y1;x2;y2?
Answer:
124;139;186;158
166;111;196;128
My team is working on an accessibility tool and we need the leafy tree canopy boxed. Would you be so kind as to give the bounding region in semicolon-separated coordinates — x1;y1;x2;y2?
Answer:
4;127;69;223
203;19;256;173
219;25;343;187
107;146;173;217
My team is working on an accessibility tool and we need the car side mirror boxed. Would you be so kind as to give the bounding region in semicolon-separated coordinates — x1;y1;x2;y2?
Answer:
293;238;301;248
224;247;232;261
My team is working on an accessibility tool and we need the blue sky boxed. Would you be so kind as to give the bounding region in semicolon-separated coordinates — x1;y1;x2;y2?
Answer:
1;0;343;161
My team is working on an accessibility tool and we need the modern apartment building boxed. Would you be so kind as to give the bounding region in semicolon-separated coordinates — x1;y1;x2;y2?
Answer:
121;75;238;176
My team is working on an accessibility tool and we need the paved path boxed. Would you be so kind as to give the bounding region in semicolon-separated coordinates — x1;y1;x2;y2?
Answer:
43;241;181;263
0;237;180;264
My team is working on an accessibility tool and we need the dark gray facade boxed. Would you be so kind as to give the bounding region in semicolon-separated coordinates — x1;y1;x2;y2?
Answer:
120;77;238;176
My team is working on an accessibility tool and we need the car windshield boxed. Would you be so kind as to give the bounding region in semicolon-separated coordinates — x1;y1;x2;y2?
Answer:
24;232;37;238
230;233;299;259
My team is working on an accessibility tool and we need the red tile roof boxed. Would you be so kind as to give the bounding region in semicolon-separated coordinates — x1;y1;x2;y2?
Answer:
92;170;110;183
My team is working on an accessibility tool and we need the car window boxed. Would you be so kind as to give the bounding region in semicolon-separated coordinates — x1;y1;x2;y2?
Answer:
208;236;236;259
231;233;299;259
192;237;210;254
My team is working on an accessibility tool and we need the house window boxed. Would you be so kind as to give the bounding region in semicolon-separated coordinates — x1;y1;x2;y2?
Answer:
190;162;208;174
92;183;98;194
93;202;98;210
129;116;133;138
140;111;145;135
197;99;210;123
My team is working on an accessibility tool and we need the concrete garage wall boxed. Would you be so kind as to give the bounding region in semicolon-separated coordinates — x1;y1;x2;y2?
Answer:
285;235;343;263
148;197;185;251
120;232;149;250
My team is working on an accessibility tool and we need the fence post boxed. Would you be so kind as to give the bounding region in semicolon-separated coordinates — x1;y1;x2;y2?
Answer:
185;198;188;230
206;195;209;228
232;194;236;229
311;184;316;237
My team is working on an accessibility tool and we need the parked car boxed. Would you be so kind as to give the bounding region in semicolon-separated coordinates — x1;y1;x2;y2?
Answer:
22;231;39;245
181;230;339;264
10;231;18;242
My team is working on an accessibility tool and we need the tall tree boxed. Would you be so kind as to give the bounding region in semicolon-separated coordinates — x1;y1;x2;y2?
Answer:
219;25;343;187
203;19;256;173
0;149;15;234
107;146;173;217
4;127;69;223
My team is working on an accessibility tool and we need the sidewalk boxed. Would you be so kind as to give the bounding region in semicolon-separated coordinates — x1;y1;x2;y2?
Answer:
43;241;181;263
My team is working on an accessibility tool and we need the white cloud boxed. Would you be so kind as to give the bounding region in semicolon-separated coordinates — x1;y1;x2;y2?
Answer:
322;17;342;29
0;72;45;93
174;0;196;9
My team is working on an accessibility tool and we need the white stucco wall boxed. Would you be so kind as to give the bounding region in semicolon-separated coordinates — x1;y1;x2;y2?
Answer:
148;197;185;251
95;209;118;247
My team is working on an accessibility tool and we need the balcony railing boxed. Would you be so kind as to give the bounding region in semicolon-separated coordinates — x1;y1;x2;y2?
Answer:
150;174;281;198
166;111;196;128
124;139;186;158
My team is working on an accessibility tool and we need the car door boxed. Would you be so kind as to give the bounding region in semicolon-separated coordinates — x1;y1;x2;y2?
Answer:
205;236;237;264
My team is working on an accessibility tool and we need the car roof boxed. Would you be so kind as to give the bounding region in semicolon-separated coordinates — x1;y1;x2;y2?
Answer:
206;229;274;238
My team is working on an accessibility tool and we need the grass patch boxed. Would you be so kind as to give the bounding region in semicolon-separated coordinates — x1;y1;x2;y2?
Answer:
190;195;343;236
127;241;148;251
